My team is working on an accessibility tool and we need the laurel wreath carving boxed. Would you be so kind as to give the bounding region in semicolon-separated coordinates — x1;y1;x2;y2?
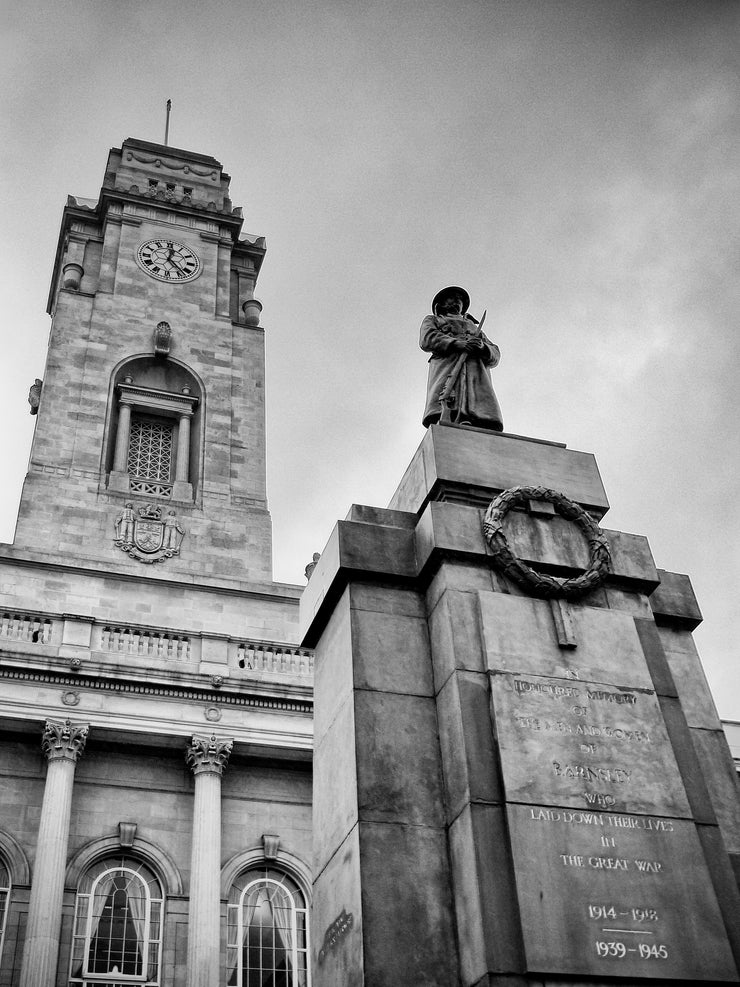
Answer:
482;485;611;599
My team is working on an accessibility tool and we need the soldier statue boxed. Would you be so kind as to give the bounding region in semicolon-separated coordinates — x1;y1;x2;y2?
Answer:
420;286;503;431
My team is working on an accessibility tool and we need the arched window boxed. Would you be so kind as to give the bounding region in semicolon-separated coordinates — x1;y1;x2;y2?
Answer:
226;867;310;987
0;856;10;965
105;356;202;503
69;855;164;987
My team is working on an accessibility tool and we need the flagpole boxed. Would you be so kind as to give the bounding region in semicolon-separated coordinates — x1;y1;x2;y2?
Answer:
164;99;172;146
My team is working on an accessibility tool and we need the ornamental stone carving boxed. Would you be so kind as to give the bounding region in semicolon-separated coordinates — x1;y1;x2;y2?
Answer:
186;734;233;776
41;719;89;762
114;502;185;564
153;320;173;357
262;833;280;860
482;485;611;600
118;822;137;848
28;379;42;415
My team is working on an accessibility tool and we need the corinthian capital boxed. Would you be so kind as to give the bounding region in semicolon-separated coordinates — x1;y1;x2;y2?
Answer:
42;719;89;762
186;734;233;776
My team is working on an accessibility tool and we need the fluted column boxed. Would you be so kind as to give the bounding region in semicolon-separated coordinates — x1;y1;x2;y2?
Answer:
20;719;88;987
185;734;233;987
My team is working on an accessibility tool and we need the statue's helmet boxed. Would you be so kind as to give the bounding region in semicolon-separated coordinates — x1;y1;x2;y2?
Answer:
432;286;470;314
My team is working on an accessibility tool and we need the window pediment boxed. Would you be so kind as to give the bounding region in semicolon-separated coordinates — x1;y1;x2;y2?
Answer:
117;382;198;418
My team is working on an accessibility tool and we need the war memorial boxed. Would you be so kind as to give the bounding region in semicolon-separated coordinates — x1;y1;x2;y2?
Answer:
0;137;737;986
302;287;740;984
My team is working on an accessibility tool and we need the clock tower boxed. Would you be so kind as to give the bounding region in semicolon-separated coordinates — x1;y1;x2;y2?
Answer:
0;139;312;987
16;137;273;582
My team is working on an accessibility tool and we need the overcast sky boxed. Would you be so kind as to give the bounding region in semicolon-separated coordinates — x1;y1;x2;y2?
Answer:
1;0;738;717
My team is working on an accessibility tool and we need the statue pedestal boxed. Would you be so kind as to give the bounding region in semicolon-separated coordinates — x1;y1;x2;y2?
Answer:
302;425;740;986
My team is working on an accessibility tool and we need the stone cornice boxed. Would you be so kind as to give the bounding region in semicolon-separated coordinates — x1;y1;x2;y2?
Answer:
0;667;312;714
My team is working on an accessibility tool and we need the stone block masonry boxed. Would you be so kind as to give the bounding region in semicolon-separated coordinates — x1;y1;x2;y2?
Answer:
303;424;740;986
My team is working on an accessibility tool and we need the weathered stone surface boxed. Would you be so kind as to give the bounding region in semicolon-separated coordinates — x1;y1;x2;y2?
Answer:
448;803;525;983
428;588;486;691
658;624;723;729
649;568;703;628
390;424;609;517
303;502;660;650
690;728;740;852
354;690;444;828
490;671;692;817
425;559;496;617
311;825;364;987
656;695;717;826
436;670;503;822
313;586;354;744
695;822;740;963
508;804;737;980
306;424;739;987
350;604;433;697
358;821;459;987
479;591;653;689
313;694;358;875
633;617;679;699
301;519;416;646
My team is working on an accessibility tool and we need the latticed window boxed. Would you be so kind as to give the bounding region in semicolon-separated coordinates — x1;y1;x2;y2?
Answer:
127;418;173;483
0;857;9;966
69;856;163;987
226;868;310;987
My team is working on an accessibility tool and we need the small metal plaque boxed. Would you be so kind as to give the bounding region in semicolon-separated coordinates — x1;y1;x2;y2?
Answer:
490;671;691;817
508;803;737;980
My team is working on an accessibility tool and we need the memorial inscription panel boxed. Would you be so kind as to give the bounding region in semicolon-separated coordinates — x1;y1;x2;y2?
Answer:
508;803;737;980
489;671;690;817
478;594;737;980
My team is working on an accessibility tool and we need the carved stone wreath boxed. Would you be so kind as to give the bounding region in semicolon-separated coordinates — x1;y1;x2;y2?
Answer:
482;485;611;600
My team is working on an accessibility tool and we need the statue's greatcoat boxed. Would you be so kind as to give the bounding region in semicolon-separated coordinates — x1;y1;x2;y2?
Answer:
420;313;503;430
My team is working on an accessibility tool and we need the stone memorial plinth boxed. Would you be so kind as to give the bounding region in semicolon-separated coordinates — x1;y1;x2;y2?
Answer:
302;424;740;986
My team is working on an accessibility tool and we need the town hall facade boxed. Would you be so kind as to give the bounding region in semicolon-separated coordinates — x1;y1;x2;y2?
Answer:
0;138;312;987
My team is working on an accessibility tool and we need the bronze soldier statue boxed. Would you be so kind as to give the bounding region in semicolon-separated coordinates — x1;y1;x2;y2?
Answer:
420;286;503;431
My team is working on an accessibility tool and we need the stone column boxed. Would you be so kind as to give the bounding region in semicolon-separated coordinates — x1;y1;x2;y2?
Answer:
175;413;191;483
112;401;132;473
20;719;88;987
109;397;134;495
185;734;233;987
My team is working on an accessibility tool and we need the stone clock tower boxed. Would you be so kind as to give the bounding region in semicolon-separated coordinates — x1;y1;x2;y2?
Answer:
16;137;272;581
0;140;313;987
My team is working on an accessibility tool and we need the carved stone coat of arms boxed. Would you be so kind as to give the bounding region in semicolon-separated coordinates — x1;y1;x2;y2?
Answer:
114;502;185;564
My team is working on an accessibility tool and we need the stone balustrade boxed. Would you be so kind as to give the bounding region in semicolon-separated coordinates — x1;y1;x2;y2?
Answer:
236;640;314;676
0;611;313;682
98;624;191;660
0;612;54;644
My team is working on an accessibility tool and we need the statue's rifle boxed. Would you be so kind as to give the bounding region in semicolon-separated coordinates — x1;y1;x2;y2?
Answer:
438;309;486;425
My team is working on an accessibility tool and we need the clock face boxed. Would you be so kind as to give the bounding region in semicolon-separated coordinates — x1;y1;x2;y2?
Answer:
136;238;201;283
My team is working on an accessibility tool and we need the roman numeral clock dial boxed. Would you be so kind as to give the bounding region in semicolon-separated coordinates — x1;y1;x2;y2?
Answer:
136;238;201;282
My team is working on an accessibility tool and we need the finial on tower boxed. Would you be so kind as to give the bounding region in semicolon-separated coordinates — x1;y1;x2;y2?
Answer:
164;99;172;146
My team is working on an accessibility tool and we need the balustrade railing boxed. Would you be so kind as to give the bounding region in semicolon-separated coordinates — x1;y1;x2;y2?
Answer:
0;612;53;644
237;641;314;677
0;609;313;681
100;625;191;660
